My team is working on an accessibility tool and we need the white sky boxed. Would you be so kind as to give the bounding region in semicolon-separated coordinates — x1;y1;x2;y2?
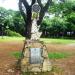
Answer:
0;0;47;10
0;0;74;10
0;0;19;10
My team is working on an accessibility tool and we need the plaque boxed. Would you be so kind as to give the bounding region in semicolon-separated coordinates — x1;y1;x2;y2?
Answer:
30;48;43;64
32;3;41;13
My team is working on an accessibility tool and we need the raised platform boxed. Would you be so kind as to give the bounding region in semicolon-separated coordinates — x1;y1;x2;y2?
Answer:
21;40;52;73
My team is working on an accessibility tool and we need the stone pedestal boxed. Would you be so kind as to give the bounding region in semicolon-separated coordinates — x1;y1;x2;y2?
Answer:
21;40;52;74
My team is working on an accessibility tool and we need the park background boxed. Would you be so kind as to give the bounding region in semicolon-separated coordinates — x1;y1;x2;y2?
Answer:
0;0;75;39
0;0;75;75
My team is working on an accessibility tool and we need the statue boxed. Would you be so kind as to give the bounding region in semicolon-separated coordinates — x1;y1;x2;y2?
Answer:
31;0;42;40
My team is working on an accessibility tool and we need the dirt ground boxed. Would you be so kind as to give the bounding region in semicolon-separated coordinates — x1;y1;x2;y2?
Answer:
0;40;75;75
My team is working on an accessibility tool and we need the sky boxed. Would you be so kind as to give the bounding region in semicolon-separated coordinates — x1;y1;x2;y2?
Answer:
0;0;19;10
0;0;47;10
0;0;74;11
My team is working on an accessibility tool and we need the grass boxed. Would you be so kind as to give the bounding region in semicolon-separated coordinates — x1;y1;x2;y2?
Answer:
0;36;25;42
11;51;72;59
48;52;72;59
10;51;21;59
0;36;75;44
40;38;75;44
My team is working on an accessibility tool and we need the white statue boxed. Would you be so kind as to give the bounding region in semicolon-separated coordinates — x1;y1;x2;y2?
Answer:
31;1;42;40
31;19;42;40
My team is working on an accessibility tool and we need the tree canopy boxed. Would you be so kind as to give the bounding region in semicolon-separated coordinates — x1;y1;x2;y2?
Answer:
0;0;75;38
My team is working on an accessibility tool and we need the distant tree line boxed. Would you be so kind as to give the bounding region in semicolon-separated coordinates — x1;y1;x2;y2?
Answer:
0;7;25;36
0;0;75;38
41;1;75;38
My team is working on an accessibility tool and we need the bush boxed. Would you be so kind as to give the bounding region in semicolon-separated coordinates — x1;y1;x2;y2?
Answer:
5;29;22;37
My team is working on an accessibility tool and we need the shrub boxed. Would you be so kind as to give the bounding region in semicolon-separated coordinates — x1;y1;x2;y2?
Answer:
5;29;22;37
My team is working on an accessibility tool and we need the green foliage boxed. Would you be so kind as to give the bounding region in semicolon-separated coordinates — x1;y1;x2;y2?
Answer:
0;7;15;25
41;17;67;37
0;7;25;36
49;1;75;14
5;29;22;37
11;51;21;59
66;12;75;24
51;17;66;32
64;11;75;32
0;0;75;38
0;7;8;23
11;11;25;36
40;0;75;38
48;52;71;59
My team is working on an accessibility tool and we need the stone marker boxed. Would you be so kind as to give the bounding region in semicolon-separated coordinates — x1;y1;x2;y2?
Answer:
21;40;52;73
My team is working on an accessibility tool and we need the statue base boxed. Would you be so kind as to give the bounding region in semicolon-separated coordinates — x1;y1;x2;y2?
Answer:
21;40;52;74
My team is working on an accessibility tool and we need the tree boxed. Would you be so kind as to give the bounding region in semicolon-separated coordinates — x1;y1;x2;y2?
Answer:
41;16;67;38
0;7;9;36
19;0;52;39
0;7;8;24
12;11;25;36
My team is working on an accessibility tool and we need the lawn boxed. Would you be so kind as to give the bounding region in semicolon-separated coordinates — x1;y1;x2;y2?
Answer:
48;52;72;59
40;38;75;44
0;36;75;44
0;36;25;42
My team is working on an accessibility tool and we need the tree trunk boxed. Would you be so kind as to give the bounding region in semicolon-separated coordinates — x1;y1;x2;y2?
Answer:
25;7;32;39
19;0;52;39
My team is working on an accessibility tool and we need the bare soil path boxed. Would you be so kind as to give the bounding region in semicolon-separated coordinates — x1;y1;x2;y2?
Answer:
0;41;23;75
0;41;75;75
